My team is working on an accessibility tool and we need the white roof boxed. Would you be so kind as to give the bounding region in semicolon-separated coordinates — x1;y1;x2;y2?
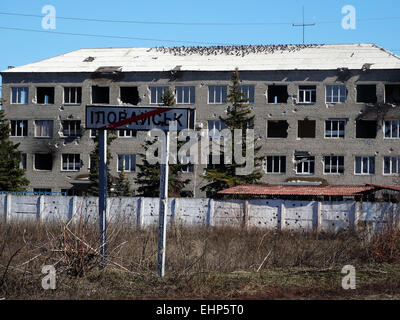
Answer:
2;43;400;73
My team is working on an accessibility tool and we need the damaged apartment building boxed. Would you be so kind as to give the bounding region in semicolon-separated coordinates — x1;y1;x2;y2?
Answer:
1;43;400;197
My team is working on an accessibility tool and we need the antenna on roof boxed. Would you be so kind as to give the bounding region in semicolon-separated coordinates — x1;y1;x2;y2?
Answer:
292;6;316;44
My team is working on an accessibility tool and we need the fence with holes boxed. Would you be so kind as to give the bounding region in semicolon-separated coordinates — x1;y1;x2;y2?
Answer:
0;194;399;232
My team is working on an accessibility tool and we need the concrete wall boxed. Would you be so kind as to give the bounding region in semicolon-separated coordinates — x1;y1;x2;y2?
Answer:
1;194;399;232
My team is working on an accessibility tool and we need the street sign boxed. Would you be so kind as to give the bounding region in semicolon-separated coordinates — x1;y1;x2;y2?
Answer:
85;105;194;131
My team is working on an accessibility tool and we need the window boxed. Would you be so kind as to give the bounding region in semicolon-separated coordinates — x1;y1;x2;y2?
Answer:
88;154;96;170
150;86;168;104
267;120;289;138
384;120;400;139
176;86;195;104
62;154;81;171
239;85;255;103
64;87;82;104
207;153;224;169
385;85;400;104
117;154;136;172
120;87;139;105
208;85;227;104
92;86;109;104
267;85;288;103
208;120;227;138
356;120;377;138
37;87;55;104
323;156;344;174
298;120;316;138
179;155;194;173
118;129;137;138
34;120;53;138
325;119;346;138
10;120;28;137
384;156;399;175
356;85;377;103
34;154;53;171
19;153;27;169
90;129;97;138
33;188;51;195
11;87;28;104
326;85;347;103
355;156;375;175
295;153;315;175
264;156;286;174
298;85;316;104
61;120;81;137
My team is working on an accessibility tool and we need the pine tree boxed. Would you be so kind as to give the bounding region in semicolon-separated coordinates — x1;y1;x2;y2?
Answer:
87;130;116;196
114;169;133;197
0;110;29;191
201;68;264;197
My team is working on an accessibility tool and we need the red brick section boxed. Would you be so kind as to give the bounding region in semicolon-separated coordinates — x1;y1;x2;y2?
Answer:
217;185;377;196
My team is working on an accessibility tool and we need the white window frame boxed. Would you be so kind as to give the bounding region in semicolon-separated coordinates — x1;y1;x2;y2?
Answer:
10;120;28;137
11;87;29;104
239;85;255;104
61;154;81;172
355;156;375;175
149;86;168;104
117;154;136;172
326;85;347;104
34;120;53;138
64;87;82;104
384;120;400;139
298;86;316;104
118;129;137;138
61;120;81;137
179;155;194;173
19;153;27;169
175;86;195;104
264;155;286;174
383;156;399;175
208;120;227;138
323;155;344;174
208;85;227;104
295;156;315;175
325;119;346;138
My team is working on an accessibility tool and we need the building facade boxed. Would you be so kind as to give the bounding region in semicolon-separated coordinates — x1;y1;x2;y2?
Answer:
1;44;400;197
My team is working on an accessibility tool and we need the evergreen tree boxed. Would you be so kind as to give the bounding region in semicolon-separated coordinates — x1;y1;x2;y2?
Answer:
87;130;116;196
0;110;29;191
201;68;264;197
114;169;133;197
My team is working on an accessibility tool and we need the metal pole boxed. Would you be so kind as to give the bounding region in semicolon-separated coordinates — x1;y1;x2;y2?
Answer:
98;129;107;269
157;131;170;277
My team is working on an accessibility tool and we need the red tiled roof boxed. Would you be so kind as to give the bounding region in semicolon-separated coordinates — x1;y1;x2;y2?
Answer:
218;184;377;196
366;184;400;191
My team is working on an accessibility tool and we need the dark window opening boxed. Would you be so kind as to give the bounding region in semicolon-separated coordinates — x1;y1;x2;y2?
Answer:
267;120;289;138
385;85;400;104
34;154;53;171
356;85;377;103
267;85;288;103
37;87;55;104
298;120;316;138
356;120;377;138
120;87;140;105
92;86;109;104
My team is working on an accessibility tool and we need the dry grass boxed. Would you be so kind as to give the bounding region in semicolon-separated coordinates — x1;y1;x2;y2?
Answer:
1;218;400;300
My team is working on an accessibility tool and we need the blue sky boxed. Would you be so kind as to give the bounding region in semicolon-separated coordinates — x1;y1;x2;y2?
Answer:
0;0;399;78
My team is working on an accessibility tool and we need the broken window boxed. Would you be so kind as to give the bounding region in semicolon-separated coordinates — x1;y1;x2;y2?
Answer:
265;156;286;174
384;120;400;139
61;120;81;137
355;156;375;175
11;87;28;104
208;85;227;104
37;87;55;104
10;120;28;137
324;156;344;174
385;85;400;104
325;119;346;138
117;154;136;172
384;156;399;175
267;120;288;138
62;154;81;171
64;87;82;104
298;120;316;138
326;85;347;103
356;120;377;138
120;87;139;105
176;86;195;104
298;85;316;104
356;84;377;103
267;85;288;103
92;86;110;104
34;154;53;171
118;129;137;138
295;152;315;174
239;85;255;103
150;86;168;104
34;120;53;138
